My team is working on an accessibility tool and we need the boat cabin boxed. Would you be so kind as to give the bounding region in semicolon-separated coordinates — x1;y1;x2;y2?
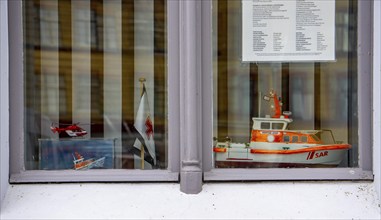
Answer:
250;117;324;144
251;117;292;131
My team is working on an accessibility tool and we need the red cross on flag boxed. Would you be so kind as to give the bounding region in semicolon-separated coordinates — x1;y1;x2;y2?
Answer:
145;116;153;140
133;84;156;166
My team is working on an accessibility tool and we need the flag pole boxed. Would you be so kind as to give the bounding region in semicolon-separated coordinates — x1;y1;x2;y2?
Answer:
139;77;146;170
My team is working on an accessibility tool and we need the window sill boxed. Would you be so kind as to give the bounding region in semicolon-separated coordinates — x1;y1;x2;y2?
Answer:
10;169;179;183
204;168;374;181
1;182;380;219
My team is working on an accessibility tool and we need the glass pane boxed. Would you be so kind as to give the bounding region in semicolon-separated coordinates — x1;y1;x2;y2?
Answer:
23;0;167;170
213;0;357;169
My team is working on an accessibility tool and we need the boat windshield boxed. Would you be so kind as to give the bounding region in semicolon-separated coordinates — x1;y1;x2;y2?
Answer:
259;122;286;130
310;134;320;142
272;123;284;130
260;122;270;129
303;130;338;144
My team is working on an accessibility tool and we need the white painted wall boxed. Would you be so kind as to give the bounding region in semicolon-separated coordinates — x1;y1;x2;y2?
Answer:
0;0;9;205
373;0;381;201
1;182;380;219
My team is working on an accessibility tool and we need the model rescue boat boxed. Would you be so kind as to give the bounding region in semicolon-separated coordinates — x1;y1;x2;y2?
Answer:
213;90;351;168
73;152;105;170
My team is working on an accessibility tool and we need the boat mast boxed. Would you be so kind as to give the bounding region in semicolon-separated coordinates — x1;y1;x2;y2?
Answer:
258;91;262;117
271;90;281;118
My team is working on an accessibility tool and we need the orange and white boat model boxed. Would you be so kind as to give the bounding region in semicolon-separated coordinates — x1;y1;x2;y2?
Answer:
213;90;351;168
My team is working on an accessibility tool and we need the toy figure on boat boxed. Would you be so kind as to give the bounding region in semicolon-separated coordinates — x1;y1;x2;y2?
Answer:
213;90;351;168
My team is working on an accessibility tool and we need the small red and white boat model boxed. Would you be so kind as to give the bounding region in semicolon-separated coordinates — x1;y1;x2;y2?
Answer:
72;152;105;170
213;90;351;168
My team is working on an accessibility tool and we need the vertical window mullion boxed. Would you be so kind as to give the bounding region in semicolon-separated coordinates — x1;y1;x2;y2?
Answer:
179;0;203;194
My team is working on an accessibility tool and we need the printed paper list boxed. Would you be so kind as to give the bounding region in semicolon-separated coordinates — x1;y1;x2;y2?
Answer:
242;0;335;62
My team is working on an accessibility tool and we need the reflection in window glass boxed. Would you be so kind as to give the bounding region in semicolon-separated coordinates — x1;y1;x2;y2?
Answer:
213;0;357;169
39;7;59;47
104;16;118;50
23;0;167;171
73;9;97;48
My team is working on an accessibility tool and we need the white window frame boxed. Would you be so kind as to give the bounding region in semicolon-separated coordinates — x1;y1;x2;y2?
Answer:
0;0;10;203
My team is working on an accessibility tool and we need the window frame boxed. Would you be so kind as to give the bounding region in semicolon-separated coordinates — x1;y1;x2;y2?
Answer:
7;0;375;191
9;0;180;183
202;0;374;181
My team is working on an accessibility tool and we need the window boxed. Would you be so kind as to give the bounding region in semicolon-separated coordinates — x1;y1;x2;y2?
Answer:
261;122;270;129
103;15;118;50
291;136;298;143
73;9;98;48
10;0;178;183
39;7;59;47
24;0;168;170
301;136;308;143
204;0;373;180
283;136;290;143
9;0;374;192
272;123;284;130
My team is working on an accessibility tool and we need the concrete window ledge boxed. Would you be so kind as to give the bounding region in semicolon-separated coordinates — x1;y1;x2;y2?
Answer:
1;182;380;219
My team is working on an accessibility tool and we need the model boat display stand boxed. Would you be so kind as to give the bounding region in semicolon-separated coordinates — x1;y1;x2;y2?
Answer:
213;90;351;168
39;138;116;170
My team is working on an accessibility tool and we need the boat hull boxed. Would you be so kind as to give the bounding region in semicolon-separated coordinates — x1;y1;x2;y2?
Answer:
213;144;350;168
74;157;106;170
214;161;340;168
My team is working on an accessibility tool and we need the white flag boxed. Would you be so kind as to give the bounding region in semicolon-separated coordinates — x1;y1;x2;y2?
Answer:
134;85;156;166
